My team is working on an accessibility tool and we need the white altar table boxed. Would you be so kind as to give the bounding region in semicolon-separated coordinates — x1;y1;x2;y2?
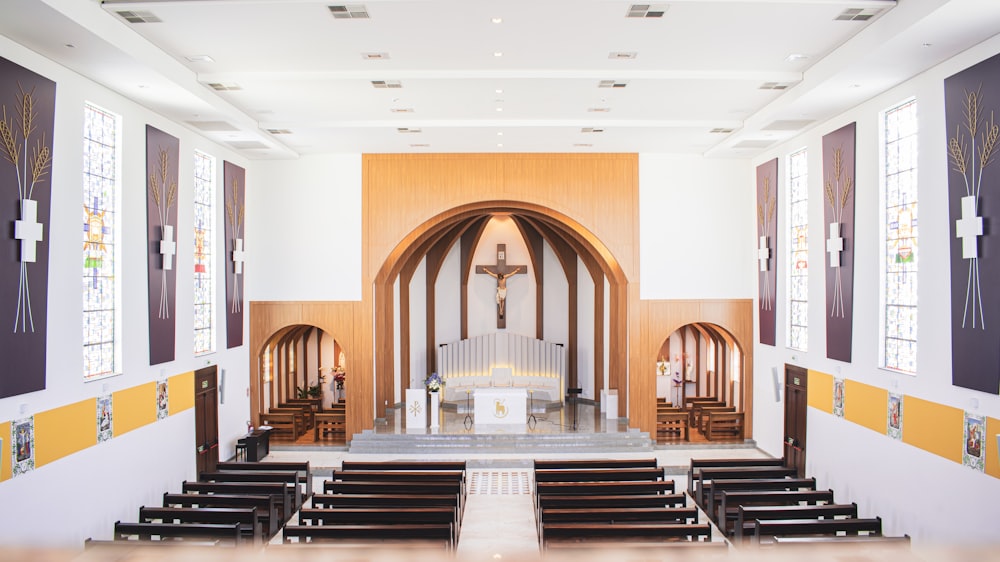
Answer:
474;388;527;431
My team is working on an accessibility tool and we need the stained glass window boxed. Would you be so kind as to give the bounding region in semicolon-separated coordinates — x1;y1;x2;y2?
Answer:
193;150;216;356
786;148;809;351
82;103;122;380
881;99;918;374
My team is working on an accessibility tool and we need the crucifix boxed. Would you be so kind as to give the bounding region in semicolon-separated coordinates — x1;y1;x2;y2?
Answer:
475;244;527;329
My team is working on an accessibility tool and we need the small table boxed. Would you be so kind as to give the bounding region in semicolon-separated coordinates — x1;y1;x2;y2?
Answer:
237;428;271;462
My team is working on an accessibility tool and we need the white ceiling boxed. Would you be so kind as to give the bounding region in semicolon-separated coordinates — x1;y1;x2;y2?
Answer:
2;0;999;159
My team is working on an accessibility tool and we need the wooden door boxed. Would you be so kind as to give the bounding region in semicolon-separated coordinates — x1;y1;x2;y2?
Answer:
195;366;219;475
783;364;808;477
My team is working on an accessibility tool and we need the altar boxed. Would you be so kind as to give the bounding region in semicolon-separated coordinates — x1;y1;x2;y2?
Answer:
474;388;527;430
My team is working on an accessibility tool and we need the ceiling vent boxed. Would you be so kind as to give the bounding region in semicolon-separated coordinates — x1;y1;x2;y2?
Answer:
835;8;884;22
362;52;390;60
588;107;611;113
598;80;628;88
206;82;242;91
581;127;605;133
227;141;269;150
115;10;162;24
733;139;777;149
609;52;638;60
710;128;735;134
762;119;815;131
409;143;430;148
759;82;793;90
397;127;422;133
371;80;402;89
627;4;668;18
390;108;414;113
573;143;593;147
187;120;239;132
328;5;370;19
265;129;292;135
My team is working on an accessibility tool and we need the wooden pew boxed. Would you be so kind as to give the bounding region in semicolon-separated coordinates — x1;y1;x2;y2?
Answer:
137;506;261;546
311;493;459;512
313;411;346;440
753;517;883;545
113;521;243;546
282;523;454;549
534;467;664;483
706;411;745;441
214;460;311;498
717;489;835;531
298;507;459;544
181;481;293;523
198;470;303;511
734;503;858;543
656;412;689;441
538;493;687;511
771;534;911;550
323;480;464;515
687;457;787;496
684;396;721;407
285;397;322;412
341;460;466;473
536;480;675;498
705;478;817;523
541;522;712;546
694;466;799;507
331;469;466;502
692;405;735;432
533;459;657;470
270;405;313;432
258;411;299;439
163;492;280;538
540;507;699;524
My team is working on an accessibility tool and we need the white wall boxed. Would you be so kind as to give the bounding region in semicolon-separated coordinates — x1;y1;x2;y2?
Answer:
409;259;427;392
0;36;250;547
638;154;755;300
752;35;1000;544
468;217;535;339
576;257;596;401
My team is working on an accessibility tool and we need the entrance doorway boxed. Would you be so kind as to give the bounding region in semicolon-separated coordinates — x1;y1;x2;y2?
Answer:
783;364;808;477
194;365;219;474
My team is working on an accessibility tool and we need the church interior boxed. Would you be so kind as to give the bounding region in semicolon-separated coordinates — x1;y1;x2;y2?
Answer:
0;0;999;559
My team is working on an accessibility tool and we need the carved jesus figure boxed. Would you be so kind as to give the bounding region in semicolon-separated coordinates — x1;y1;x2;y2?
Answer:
480;266;521;316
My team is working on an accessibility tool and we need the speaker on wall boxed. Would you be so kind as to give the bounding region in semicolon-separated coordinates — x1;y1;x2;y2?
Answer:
772;366;782;403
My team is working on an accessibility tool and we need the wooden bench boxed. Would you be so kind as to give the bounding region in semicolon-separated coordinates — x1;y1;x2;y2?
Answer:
285;397;323;412
694;466;799;507
323;480;464;515
341;460;466;473
687;457;787;496
113;521;243;545
706;411;745;440
138;506;261;546
298;507;459;544
181;481;293;523
538;493;687;511
684;396;722;407
540;507;699;524
163;493;280;538
313;411;346;440
534;467;664;483
215;460;311;498
282;523;454;549
533;459;657;470
734;503;858;543
270;405;313;432
771;534;910;549
753;517;883;545
691;404;735;431
541;522;712;546
705;477;817;522
717;489;835;531
332;469;466;501
311;493;460;512
198;470;303;512
656;412;690;441
258;411;299;439
536;480;675;499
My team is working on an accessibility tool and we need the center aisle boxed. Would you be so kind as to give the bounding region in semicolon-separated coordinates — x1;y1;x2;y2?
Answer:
456;470;542;561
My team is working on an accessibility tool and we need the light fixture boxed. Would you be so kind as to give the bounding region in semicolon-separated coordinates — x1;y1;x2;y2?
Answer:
495;89;504;94
497;132;503;136
497;143;504;148
186;54;215;63
496;107;503;112
494;51;503;57
491;17;503;24
784;53;808;63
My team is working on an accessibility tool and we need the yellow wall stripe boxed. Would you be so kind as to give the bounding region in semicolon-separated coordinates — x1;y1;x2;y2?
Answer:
987;416;1000;480
34;399;97;468
807;370;834;413
168;371;195;416
113;382;156;437
844;379;888;434
902;395;964;464
0;421;10;482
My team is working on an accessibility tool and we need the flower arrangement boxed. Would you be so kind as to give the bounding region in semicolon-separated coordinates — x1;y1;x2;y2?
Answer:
424;372;445;392
333;367;346;390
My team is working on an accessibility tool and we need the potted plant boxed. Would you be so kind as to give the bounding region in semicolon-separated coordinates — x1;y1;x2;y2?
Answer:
424;372;445;393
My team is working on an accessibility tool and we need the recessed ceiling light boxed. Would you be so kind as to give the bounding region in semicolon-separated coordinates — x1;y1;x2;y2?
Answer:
491;17;503;24
494;51;503;57
497;143;504;148
495;89;504;94
186;55;215;63
497;132;503;136
496;107;503;112
784;53;808;63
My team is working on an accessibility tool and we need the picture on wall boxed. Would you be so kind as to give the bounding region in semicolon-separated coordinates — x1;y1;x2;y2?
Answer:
945;52;1000;395
833;378;845;418
756;158;778;346
963;412;985;472
156;379;169;420
0;56;56;399
887;392;903;440
145;126;179;365
11;416;34;477
822;123;857;363
97;394;113;443
223;161;246;349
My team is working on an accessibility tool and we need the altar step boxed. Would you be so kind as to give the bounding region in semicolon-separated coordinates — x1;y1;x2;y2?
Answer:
347;429;655;454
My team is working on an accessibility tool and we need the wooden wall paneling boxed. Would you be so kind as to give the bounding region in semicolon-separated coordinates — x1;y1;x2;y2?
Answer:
460;217;490;340
512;217;546;340
399;270;412;402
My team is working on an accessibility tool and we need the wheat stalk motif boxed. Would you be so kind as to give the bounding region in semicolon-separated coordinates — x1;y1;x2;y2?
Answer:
149;147;177;319
824;146;854;318
758;175;776;311
225;178;245;313
1;84;51;333
949;87;998;329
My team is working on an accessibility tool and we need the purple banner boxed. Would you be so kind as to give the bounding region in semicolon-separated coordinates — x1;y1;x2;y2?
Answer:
146;125;179;365
822;122;856;363
224;161;245;349
756;158;778;346
0;57;54;398
946;52;1000;395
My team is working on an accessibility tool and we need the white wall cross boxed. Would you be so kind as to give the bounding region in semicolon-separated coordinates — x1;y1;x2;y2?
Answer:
232;238;246;274
159;224;176;270
826;222;844;268
757;235;770;272
14;199;44;263
956;195;983;260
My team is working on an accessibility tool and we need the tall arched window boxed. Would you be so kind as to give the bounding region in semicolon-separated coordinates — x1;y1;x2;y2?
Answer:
193;150;216;356
786;148;809;351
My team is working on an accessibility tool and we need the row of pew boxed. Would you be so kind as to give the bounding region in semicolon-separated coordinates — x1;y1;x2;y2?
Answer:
533;458;727;554
688;456;911;548
260;400;346;441
658;396;745;442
